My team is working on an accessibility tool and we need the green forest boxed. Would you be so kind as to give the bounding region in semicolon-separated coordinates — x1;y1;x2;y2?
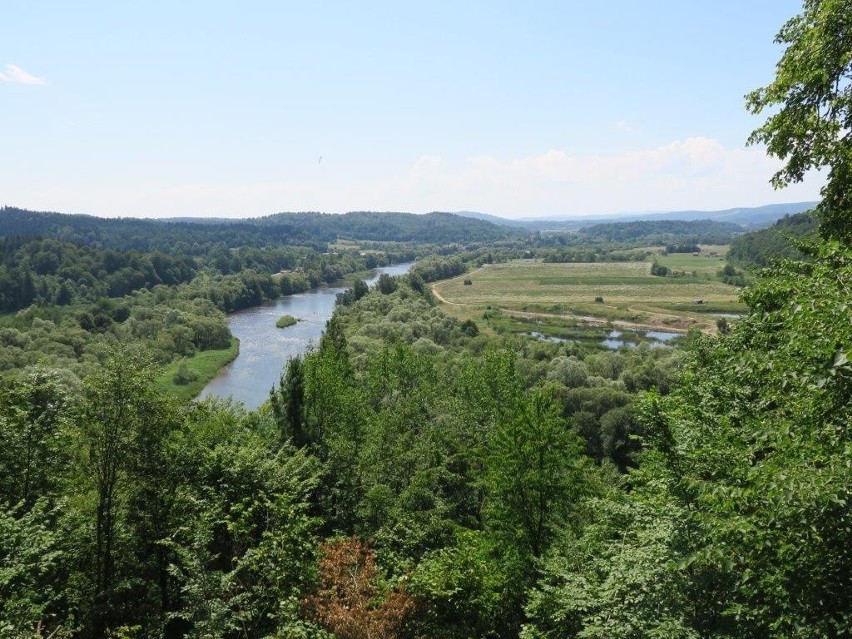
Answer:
1;2;850;638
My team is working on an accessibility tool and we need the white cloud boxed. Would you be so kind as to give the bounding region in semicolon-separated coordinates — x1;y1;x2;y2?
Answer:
372;137;824;217
2;137;824;219
0;63;45;85
410;155;443;176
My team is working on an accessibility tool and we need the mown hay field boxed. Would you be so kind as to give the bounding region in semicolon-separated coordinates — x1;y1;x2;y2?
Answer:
652;247;729;274
433;258;746;331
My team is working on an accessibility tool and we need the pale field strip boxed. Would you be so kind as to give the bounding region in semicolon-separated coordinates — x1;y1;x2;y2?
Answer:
436;260;737;306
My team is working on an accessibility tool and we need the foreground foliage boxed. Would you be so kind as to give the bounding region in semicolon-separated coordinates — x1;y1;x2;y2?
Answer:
524;243;852;638
747;0;852;244
1;236;849;638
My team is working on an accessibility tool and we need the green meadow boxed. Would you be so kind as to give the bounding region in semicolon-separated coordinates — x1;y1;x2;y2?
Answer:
433;254;746;332
154;336;239;402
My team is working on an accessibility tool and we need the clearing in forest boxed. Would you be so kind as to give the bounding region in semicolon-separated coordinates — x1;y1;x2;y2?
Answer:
432;255;746;332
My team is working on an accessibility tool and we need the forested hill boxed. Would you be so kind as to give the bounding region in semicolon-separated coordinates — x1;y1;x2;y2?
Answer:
0;207;511;251
727;211;818;269
578;218;743;244
255;211;513;243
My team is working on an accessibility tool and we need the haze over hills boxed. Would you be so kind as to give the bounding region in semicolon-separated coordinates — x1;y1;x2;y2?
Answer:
2;201;816;233
455;201;819;230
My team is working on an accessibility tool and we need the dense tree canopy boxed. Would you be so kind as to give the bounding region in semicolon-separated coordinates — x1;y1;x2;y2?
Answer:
747;0;852;243
579;219;743;245
0;207;512;252
727;211;818;268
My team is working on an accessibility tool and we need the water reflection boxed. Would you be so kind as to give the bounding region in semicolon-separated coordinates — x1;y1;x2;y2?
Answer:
527;328;681;350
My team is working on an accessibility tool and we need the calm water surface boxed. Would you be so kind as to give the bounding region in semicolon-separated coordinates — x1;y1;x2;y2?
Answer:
601;329;681;349
199;263;412;409
528;328;682;350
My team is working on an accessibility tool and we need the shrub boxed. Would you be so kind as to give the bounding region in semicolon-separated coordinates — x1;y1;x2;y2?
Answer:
172;359;199;385
276;315;299;328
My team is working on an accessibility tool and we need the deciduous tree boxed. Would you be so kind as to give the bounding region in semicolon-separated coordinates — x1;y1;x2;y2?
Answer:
747;0;852;242
304;538;415;639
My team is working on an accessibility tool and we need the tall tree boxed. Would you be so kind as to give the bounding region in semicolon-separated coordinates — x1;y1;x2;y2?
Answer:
486;385;585;560
80;349;167;638
304;538;414;639
747;0;852;242
270;355;307;447
0;370;71;509
166;404;322;639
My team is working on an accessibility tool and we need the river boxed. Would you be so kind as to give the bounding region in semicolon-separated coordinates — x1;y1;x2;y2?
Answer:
199;262;413;409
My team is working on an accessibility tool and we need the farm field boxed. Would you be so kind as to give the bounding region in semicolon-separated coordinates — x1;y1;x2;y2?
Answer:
432;255;747;333
652;244;730;274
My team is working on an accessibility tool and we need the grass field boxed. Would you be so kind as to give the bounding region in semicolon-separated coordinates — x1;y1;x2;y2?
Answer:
654;252;725;277
154;336;239;403
433;256;746;333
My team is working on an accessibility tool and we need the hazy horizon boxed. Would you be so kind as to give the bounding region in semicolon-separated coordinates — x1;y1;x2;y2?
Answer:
1;200;819;222
3;2;824;219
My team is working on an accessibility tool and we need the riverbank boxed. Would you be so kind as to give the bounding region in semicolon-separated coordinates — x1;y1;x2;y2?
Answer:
154;336;240;403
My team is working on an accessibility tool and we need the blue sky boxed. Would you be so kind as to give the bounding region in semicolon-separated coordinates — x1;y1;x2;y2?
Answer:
1;1;823;218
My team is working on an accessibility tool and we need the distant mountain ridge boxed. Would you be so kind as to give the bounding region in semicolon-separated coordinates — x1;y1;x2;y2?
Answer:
451;210;532;227
454;202;819;231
